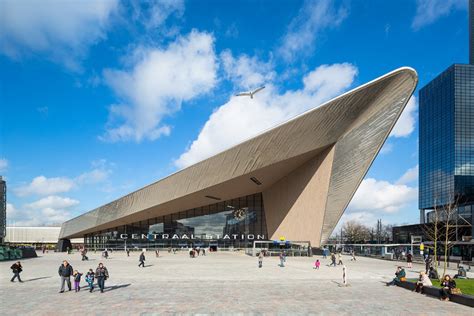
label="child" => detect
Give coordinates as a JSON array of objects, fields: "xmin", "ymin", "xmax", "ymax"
[
  {"xmin": 314, "ymin": 259, "xmax": 320, "ymax": 270},
  {"xmin": 73, "ymin": 270, "xmax": 83, "ymax": 292},
  {"xmin": 85, "ymin": 269, "xmax": 95, "ymax": 293}
]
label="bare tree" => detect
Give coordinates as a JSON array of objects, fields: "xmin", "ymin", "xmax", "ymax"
[
  {"xmin": 421, "ymin": 198, "xmax": 441, "ymax": 276},
  {"xmin": 342, "ymin": 220, "xmax": 370, "ymax": 243},
  {"xmin": 422, "ymin": 195, "xmax": 460, "ymax": 278},
  {"xmin": 439, "ymin": 195, "xmax": 459, "ymax": 277}
]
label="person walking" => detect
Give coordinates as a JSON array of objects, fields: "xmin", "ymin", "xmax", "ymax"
[
  {"xmin": 95, "ymin": 263, "xmax": 109, "ymax": 293},
  {"xmin": 138, "ymin": 252, "xmax": 146, "ymax": 267},
  {"xmin": 337, "ymin": 252, "xmax": 343, "ymax": 265},
  {"xmin": 58, "ymin": 260, "xmax": 73, "ymax": 293},
  {"xmin": 351, "ymin": 250, "xmax": 357, "ymax": 261},
  {"xmin": 279, "ymin": 252, "xmax": 285, "ymax": 267},
  {"xmin": 258, "ymin": 252, "xmax": 263, "ymax": 268},
  {"xmin": 73, "ymin": 270, "xmax": 83, "ymax": 292},
  {"xmin": 330, "ymin": 253, "xmax": 337, "ymax": 267},
  {"xmin": 202, "ymin": 248, "xmax": 206, "ymax": 256},
  {"xmin": 85, "ymin": 269, "xmax": 95, "ymax": 293},
  {"xmin": 126, "ymin": 248, "xmax": 130, "ymax": 257},
  {"xmin": 10, "ymin": 261, "xmax": 23, "ymax": 282},
  {"xmin": 314, "ymin": 259, "xmax": 320, "ymax": 270},
  {"xmin": 406, "ymin": 252, "xmax": 413, "ymax": 268},
  {"xmin": 425, "ymin": 255, "xmax": 432, "ymax": 274}
]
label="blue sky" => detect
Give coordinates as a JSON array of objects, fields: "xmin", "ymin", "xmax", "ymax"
[{"xmin": 0, "ymin": 0, "xmax": 470, "ymax": 229}]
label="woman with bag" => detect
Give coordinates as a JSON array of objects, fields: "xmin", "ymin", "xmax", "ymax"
[{"xmin": 439, "ymin": 275, "xmax": 457, "ymax": 301}]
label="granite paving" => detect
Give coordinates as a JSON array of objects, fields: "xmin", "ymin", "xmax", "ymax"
[{"xmin": 0, "ymin": 250, "xmax": 472, "ymax": 315}]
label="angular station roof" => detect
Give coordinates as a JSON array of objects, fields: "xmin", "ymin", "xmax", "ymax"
[{"xmin": 60, "ymin": 67, "xmax": 417, "ymax": 245}]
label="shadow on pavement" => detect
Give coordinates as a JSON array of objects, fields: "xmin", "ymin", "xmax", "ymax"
[
  {"xmin": 104, "ymin": 283, "xmax": 131, "ymax": 292},
  {"xmin": 23, "ymin": 276, "xmax": 52, "ymax": 282}
]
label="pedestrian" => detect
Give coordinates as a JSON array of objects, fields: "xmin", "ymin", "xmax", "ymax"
[
  {"xmin": 58, "ymin": 260, "xmax": 73, "ymax": 293},
  {"xmin": 351, "ymin": 251, "xmax": 356, "ymax": 261},
  {"xmin": 425, "ymin": 255, "xmax": 432, "ymax": 273},
  {"xmin": 95, "ymin": 263, "xmax": 109, "ymax": 293},
  {"xmin": 337, "ymin": 252, "xmax": 343, "ymax": 265},
  {"xmin": 279, "ymin": 252, "xmax": 285, "ymax": 267},
  {"xmin": 202, "ymin": 248, "xmax": 206, "ymax": 256},
  {"xmin": 103, "ymin": 249, "xmax": 109, "ymax": 259},
  {"xmin": 10, "ymin": 261, "xmax": 23, "ymax": 283},
  {"xmin": 258, "ymin": 252, "xmax": 263, "ymax": 268},
  {"xmin": 155, "ymin": 249, "xmax": 159, "ymax": 258},
  {"xmin": 330, "ymin": 253, "xmax": 337, "ymax": 267},
  {"xmin": 85, "ymin": 269, "xmax": 95, "ymax": 293},
  {"xmin": 138, "ymin": 252, "xmax": 146, "ymax": 267},
  {"xmin": 406, "ymin": 252, "xmax": 413, "ymax": 268},
  {"xmin": 126, "ymin": 248, "xmax": 130, "ymax": 257},
  {"xmin": 314, "ymin": 259, "xmax": 320, "ymax": 269},
  {"xmin": 322, "ymin": 247, "xmax": 327, "ymax": 259},
  {"xmin": 73, "ymin": 270, "xmax": 83, "ymax": 292}
]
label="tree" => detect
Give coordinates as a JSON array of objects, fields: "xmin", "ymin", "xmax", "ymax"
[
  {"xmin": 342, "ymin": 220, "xmax": 370, "ymax": 243},
  {"xmin": 422, "ymin": 194, "xmax": 460, "ymax": 278}
]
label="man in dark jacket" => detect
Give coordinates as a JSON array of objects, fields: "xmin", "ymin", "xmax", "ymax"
[
  {"xmin": 138, "ymin": 252, "xmax": 145, "ymax": 267},
  {"xmin": 10, "ymin": 261, "xmax": 23, "ymax": 282},
  {"xmin": 95, "ymin": 263, "xmax": 109, "ymax": 293},
  {"xmin": 58, "ymin": 260, "xmax": 73, "ymax": 293}
]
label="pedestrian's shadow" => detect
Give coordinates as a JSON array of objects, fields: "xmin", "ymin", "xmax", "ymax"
[
  {"xmin": 23, "ymin": 276, "xmax": 52, "ymax": 282},
  {"xmin": 144, "ymin": 264, "xmax": 153, "ymax": 268},
  {"xmin": 104, "ymin": 283, "xmax": 131, "ymax": 292}
]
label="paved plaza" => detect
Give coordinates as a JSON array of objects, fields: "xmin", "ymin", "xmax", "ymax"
[{"xmin": 0, "ymin": 250, "xmax": 472, "ymax": 315}]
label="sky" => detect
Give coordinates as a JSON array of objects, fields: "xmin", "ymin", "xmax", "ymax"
[{"xmin": 0, "ymin": 0, "xmax": 470, "ymax": 231}]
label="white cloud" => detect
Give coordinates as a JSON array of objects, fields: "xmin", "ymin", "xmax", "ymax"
[
  {"xmin": 175, "ymin": 62, "xmax": 358, "ymax": 168},
  {"xmin": 7, "ymin": 197, "xmax": 77, "ymax": 227},
  {"xmin": 0, "ymin": 0, "xmax": 119, "ymax": 70},
  {"xmin": 220, "ymin": 50, "xmax": 275, "ymax": 89},
  {"xmin": 379, "ymin": 143, "xmax": 393, "ymax": 154},
  {"xmin": 0, "ymin": 158, "xmax": 8, "ymax": 172},
  {"xmin": 349, "ymin": 178, "xmax": 418, "ymax": 213},
  {"xmin": 130, "ymin": 0, "xmax": 184, "ymax": 30},
  {"xmin": 26, "ymin": 195, "xmax": 79, "ymax": 210},
  {"xmin": 14, "ymin": 160, "xmax": 113, "ymax": 197},
  {"xmin": 102, "ymin": 30, "xmax": 218, "ymax": 142},
  {"xmin": 397, "ymin": 165, "xmax": 419, "ymax": 185},
  {"xmin": 390, "ymin": 96, "xmax": 417, "ymax": 138},
  {"xmin": 14, "ymin": 176, "xmax": 75, "ymax": 197},
  {"xmin": 412, "ymin": 0, "xmax": 466, "ymax": 30},
  {"xmin": 76, "ymin": 159, "xmax": 113, "ymax": 184},
  {"xmin": 279, "ymin": 0, "xmax": 348, "ymax": 62}
]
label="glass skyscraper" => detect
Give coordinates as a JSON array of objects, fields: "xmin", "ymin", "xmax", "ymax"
[
  {"xmin": 420, "ymin": 2, "xmax": 474, "ymax": 235},
  {"xmin": 419, "ymin": 64, "xmax": 474, "ymax": 218}
]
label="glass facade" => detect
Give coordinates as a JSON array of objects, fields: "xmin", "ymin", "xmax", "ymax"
[
  {"xmin": 84, "ymin": 193, "xmax": 268, "ymax": 250},
  {"xmin": 420, "ymin": 64, "xmax": 474, "ymax": 213}
]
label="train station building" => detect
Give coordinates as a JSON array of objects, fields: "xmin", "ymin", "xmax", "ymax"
[{"xmin": 58, "ymin": 68, "xmax": 417, "ymax": 251}]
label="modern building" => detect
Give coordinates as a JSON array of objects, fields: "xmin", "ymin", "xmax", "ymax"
[
  {"xmin": 58, "ymin": 67, "xmax": 417, "ymax": 251},
  {"xmin": 0, "ymin": 176, "xmax": 6, "ymax": 244},
  {"xmin": 5, "ymin": 227, "xmax": 82, "ymax": 248},
  {"xmin": 419, "ymin": 3, "xmax": 474, "ymax": 242}
]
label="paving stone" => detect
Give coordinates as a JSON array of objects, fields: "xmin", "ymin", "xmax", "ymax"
[{"xmin": 0, "ymin": 251, "xmax": 471, "ymax": 315}]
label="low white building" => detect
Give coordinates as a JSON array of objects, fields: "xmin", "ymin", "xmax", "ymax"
[{"xmin": 5, "ymin": 226, "xmax": 82, "ymax": 246}]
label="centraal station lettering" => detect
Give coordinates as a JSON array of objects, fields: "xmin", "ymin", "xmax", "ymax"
[{"xmin": 117, "ymin": 234, "xmax": 266, "ymax": 240}]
